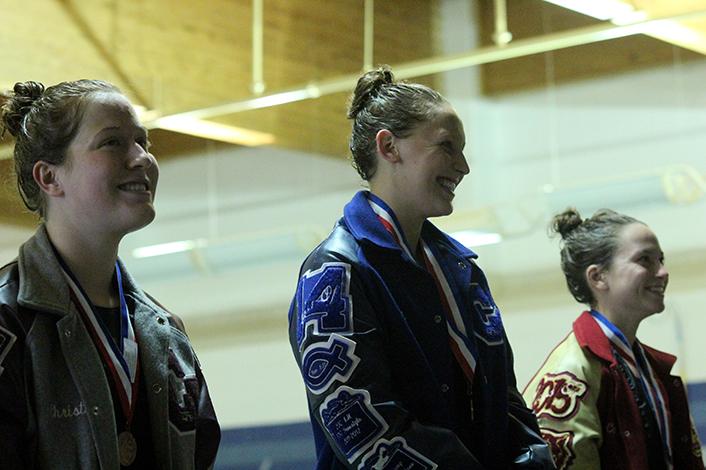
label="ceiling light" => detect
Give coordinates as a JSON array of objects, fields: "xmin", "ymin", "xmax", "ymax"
[
  {"xmin": 450, "ymin": 230, "xmax": 503, "ymax": 248},
  {"xmin": 132, "ymin": 239, "xmax": 204, "ymax": 259},
  {"xmin": 545, "ymin": 0, "xmax": 706, "ymax": 55},
  {"xmin": 152, "ymin": 116, "xmax": 275, "ymax": 146}
]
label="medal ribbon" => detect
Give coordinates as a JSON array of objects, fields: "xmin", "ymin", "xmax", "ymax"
[
  {"xmin": 590, "ymin": 310, "xmax": 672, "ymax": 468},
  {"xmin": 368, "ymin": 195, "xmax": 478, "ymax": 384},
  {"xmin": 60, "ymin": 262, "xmax": 139, "ymax": 421}
]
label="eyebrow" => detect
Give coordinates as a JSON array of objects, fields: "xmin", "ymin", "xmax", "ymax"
[{"xmin": 96, "ymin": 125, "xmax": 148, "ymax": 135}]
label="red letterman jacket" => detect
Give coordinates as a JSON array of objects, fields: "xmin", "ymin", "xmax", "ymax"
[{"xmin": 523, "ymin": 311, "xmax": 703, "ymax": 470}]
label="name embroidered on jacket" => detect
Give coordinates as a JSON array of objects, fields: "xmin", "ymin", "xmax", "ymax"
[{"xmin": 50, "ymin": 401, "xmax": 88, "ymax": 419}]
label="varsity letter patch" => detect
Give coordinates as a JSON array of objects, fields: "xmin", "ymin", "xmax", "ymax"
[
  {"xmin": 532, "ymin": 371, "xmax": 588, "ymax": 421},
  {"xmin": 302, "ymin": 334, "xmax": 360, "ymax": 394},
  {"xmin": 320, "ymin": 386, "xmax": 388, "ymax": 463},
  {"xmin": 359, "ymin": 437, "xmax": 437, "ymax": 470},
  {"xmin": 470, "ymin": 283, "xmax": 504, "ymax": 346},
  {"xmin": 0, "ymin": 325, "xmax": 17, "ymax": 377},
  {"xmin": 297, "ymin": 262, "xmax": 354, "ymax": 346},
  {"xmin": 540, "ymin": 428, "xmax": 575, "ymax": 470}
]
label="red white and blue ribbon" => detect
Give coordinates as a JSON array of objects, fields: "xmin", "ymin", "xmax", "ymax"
[
  {"xmin": 60, "ymin": 262, "xmax": 139, "ymax": 419},
  {"xmin": 590, "ymin": 310, "xmax": 672, "ymax": 469},
  {"xmin": 368, "ymin": 194, "xmax": 478, "ymax": 384}
]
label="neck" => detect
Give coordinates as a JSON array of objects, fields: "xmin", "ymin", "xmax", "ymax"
[
  {"xmin": 595, "ymin": 306, "xmax": 640, "ymax": 346},
  {"xmin": 45, "ymin": 221, "xmax": 121, "ymax": 308},
  {"xmin": 369, "ymin": 188, "xmax": 424, "ymax": 257}
]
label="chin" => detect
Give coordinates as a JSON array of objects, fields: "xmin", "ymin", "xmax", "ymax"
[{"xmin": 123, "ymin": 209, "xmax": 156, "ymax": 234}]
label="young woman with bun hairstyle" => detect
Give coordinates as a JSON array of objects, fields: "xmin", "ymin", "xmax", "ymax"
[
  {"xmin": 523, "ymin": 208, "xmax": 703, "ymax": 470},
  {"xmin": 288, "ymin": 66, "xmax": 553, "ymax": 469},
  {"xmin": 0, "ymin": 80, "xmax": 220, "ymax": 468}
]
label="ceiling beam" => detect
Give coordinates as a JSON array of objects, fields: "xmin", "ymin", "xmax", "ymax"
[{"xmin": 144, "ymin": 5, "xmax": 706, "ymax": 125}]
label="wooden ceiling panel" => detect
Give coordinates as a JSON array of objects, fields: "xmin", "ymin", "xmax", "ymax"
[{"xmin": 477, "ymin": 0, "xmax": 705, "ymax": 95}]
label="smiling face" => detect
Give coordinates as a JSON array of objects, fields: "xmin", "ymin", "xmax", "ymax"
[
  {"xmin": 386, "ymin": 105, "xmax": 469, "ymax": 224},
  {"xmin": 595, "ymin": 223, "xmax": 669, "ymax": 323},
  {"xmin": 50, "ymin": 92, "xmax": 158, "ymax": 238}
]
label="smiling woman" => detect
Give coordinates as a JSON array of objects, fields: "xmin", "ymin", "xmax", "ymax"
[
  {"xmin": 287, "ymin": 66, "xmax": 554, "ymax": 469},
  {"xmin": 0, "ymin": 80, "xmax": 220, "ymax": 469},
  {"xmin": 523, "ymin": 208, "xmax": 704, "ymax": 470}
]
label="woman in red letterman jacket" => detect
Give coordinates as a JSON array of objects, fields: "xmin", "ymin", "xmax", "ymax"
[
  {"xmin": 523, "ymin": 208, "xmax": 703, "ymax": 470},
  {"xmin": 288, "ymin": 66, "xmax": 554, "ymax": 469},
  {"xmin": 0, "ymin": 80, "xmax": 220, "ymax": 468}
]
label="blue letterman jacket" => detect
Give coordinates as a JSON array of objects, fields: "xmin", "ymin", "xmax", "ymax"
[{"xmin": 288, "ymin": 191, "xmax": 552, "ymax": 469}]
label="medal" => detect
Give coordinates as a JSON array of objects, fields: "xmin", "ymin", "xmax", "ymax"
[{"xmin": 118, "ymin": 431, "xmax": 137, "ymax": 466}]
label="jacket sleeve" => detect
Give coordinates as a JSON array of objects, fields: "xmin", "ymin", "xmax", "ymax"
[
  {"xmin": 289, "ymin": 251, "xmax": 486, "ymax": 469},
  {"xmin": 166, "ymin": 313, "xmax": 221, "ymax": 470},
  {"xmin": 522, "ymin": 334, "xmax": 603, "ymax": 470},
  {"xmin": 0, "ymin": 303, "xmax": 34, "ymax": 468},
  {"xmin": 504, "ymin": 339, "xmax": 556, "ymax": 469}
]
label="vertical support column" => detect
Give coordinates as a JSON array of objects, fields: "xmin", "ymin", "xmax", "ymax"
[
  {"xmin": 492, "ymin": 0, "xmax": 513, "ymax": 46},
  {"xmin": 252, "ymin": 0, "xmax": 266, "ymax": 94},
  {"xmin": 364, "ymin": 0, "xmax": 374, "ymax": 70}
]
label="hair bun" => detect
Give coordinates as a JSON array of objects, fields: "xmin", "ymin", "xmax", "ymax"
[
  {"xmin": 347, "ymin": 66, "xmax": 395, "ymax": 119},
  {"xmin": 1, "ymin": 81, "xmax": 45, "ymax": 137},
  {"xmin": 551, "ymin": 207, "xmax": 583, "ymax": 239}
]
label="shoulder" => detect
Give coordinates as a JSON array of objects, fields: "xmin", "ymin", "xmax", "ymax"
[
  {"xmin": 302, "ymin": 221, "xmax": 359, "ymax": 270},
  {"xmin": 0, "ymin": 261, "xmax": 20, "ymax": 304},
  {"xmin": 524, "ymin": 331, "xmax": 603, "ymax": 410}
]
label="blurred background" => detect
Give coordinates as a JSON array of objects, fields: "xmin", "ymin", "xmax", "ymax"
[{"xmin": 2, "ymin": 0, "xmax": 706, "ymax": 468}]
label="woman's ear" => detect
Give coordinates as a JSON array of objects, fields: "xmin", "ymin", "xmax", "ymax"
[
  {"xmin": 586, "ymin": 264, "xmax": 608, "ymax": 292},
  {"xmin": 375, "ymin": 129, "xmax": 400, "ymax": 164},
  {"xmin": 32, "ymin": 161, "xmax": 64, "ymax": 197}
]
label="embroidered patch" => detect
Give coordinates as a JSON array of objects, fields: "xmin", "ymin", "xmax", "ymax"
[
  {"xmin": 0, "ymin": 325, "xmax": 17, "ymax": 377},
  {"xmin": 531, "ymin": 371, "xmax": 588, "ymax": 421},
  {"xmin": 470, "ymin": 283, "xmax": 504, "ymax": 346},
  {"xmin": 302, "ymin": 334, "xmax": 360, "ymax": 394},
  {"xmin": 359, "ymin": 436, "xmax": 437, "ymax": 470},
  {"xmin": 320, "ymin": 386, "xmax": 388, "ymax": 463},
  {"xmin": 167, "ymin": 348, "xmax": 199, "ymax": 433},
  {"xmin": 540, "ymin": 428, "xmax": 575, "ymax": 470},
  {"xmin": 296, "ymin": 262, "xmax": 354, "ymax": 346}
]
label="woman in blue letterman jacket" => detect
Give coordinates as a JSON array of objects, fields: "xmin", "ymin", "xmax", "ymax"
[
  {"xmin": 0, "ymin": 80, "xmax": 220, "ymax": 468},
  {"xmin": 288, "ymin": 66, "xmax": 553, "ymax": 469}
]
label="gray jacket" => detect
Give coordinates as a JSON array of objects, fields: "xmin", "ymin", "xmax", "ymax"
[{"xmin": 0, "ymin": 226, "xmax": 220, "ymax": 469}]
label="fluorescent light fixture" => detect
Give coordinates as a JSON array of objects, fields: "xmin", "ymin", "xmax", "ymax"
[
  {"xmin": 132, "ymin": 239, "xmax": 204, "ymax": 259},
  {"xmin": 450, "ymin": 230, "xmax": 503, "ymax": 248},
  {"xmin": 545, "ymin": 0, "xmax": 706, "ymax": 55},
  {"xmin": 153, "ymin": 116, "xmax": 275, "ymax": 146},
  {"xmin": 243, "ymin": 88, "xmax": 314, "ymax": 110}
]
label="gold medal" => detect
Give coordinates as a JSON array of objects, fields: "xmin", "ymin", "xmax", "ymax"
[{"xmin": 118, "ymin": 431, "xmax": 137, "ymax": 466}]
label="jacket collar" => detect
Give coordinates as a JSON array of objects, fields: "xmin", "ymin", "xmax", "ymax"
[
  {"xmin": 16, "ymin": 224, "xmax": 143, "ymax": 317},
  {"xmin": 342, "ymin": 190, "xmax": 477, "ymax": 259},
  {"xmin": 573, "ymin": 310, "xmax": 676, "ymax": 373}
]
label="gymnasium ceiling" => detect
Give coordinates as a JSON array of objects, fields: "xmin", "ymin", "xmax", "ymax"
[{"xmin": 3, "ymin": 0, "xmax": 706, "ymax": 228}]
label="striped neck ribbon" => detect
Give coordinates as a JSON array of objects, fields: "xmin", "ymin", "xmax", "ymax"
[
  {"xmin": 368, "ymin": 193, "xmax": 478, "ymax": 384},
  {"xmin": 60, "ymin": 261, "xmax": 139, "ymax": 423},
  {"xmin": 590, "ymin": 309, "xmax": 672, "ymax": 469}
]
